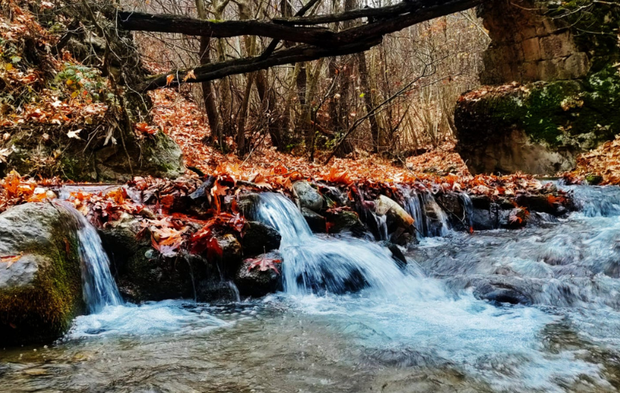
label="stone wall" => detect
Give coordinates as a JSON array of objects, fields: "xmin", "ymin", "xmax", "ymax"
[{"xmin": 479, "ymin": 0, "xmax": 590, "ymax": 84}]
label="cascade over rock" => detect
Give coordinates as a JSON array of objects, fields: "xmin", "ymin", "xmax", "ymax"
[{"xmin": 0, "ymin": 203, "xmax": 84, "ymax": 345}]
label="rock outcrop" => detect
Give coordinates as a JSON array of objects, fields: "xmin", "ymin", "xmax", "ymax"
[
  {"xmin": 0, "ymin": 203, "xmax": 84, "ymax": 346},
  {"xmin": 234, "ymin": 252, "xmax": 283, "ymax": 297},
  {"xmin": 456, "ymin": 0, "xmax": 620, "ymax": 175}
]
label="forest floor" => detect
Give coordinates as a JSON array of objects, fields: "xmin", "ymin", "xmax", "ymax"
[{"xmin": 149, "ymin": 88, "xmax": 471, "ymax": 184}]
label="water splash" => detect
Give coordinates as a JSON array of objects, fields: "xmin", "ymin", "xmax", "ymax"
[
  {"xmin": 67, "ymin": 300, "xmax": 230, "ymax": 339},
  {"xmin": 255, "ymin": 192, "xmax": 611, "ymax": 391},
  {"xmin": 255, "ymin": 193, "xmax": 409, "ymax": 295},
  {"xmin": 562, "ymin": 184, "xmax": 620, "ymax": 217},
  {"xmin": 460, "ymin": 192, "xmax": 474, "ymax": 229},
  {"xmin": 62, "ymin": 204, "xmax": 123, "ymax": 313},
  {"xmin": 401, "ymin": 187, "xmax": 450, "ymax": 237}
]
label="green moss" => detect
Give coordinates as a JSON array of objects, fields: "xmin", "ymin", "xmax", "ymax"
[
  {"xmin": 0, "ymin": 209, "xmax": 84, "ymax": 345},
  {"xmin": 522, "ymin": 81, "xmax": 582, "ymax": 146},
  {"xmin": 585, "ymin": 173, "xmax": 604, "ymax": 184},
  {"xmin": 482, "ymin": 69, "xmax": 620, "ymax": 148}
]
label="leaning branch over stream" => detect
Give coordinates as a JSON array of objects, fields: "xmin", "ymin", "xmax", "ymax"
[{"xmin": 111, "ymin": 0, "xmax": 482, "ymax": 90}]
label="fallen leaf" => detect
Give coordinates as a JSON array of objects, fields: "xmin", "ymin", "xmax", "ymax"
[{"xmin": 67, "ymin": 129, "xmax": 82, "ymax": 139}]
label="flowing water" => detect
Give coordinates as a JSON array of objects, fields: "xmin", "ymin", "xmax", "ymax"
[
  {"xmin": 2, "ymin": 187, "xmax": 620, "ymax": 392},
  {"xmin": 65, "ymin": 205, "xmax": 123, "ymax": 313}
]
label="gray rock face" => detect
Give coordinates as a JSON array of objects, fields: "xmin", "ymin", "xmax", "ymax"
[
  {"xmin": 479, "ymin": 0, "xmax": 590, "ymax": 85},
  {"xmin": 301, "ymin": 207, "xmax": 327, "ymax": 233},
  {"xmin": 0, "ymin": 203, "xmax": 84, "ymax": 346},
  {"xmin": 293, "ymin": 181, "xmax": 324, "ymax": 212},
  {"xmin": 241, "ymin": 221, "xmax": 281, "ymax": 256}
]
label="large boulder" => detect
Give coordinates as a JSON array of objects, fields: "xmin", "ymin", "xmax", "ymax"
[
  {"xmin": 457, "ymin": 0, "xmax": 620, "ymax": 176},
  {"xmin": 0, "ymin": 203, "xmax": 84, "ymax": 346},
  {"xmin": 454, "ymin": 79, "xmax": 620, "ymax": 175}
]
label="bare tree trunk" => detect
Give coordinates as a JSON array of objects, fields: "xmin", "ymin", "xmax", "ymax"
[
  {"xmin": 302, "ymin": 59, "xmax": 324, "ymax": 159},
  {"xmin": 195, "ymin": 0, "xmax": 222, "ymax": 148},
  {"xmin": 357, "ymin": 51, "xmax": 381, "ymax": 153},
  {"xmin": 235, "ymin": 0, "xmax": 255, "ymax": 155}
]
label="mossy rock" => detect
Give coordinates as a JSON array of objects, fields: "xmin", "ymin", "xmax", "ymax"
[
  {"xmin": 0, "ymin": 203, "xmax": 85, "ymax": 346},
  {"xmin": 455, "ymin": 69, "xmax": 620, "ymax": 175},
  {"xmin": 0, "ymin": 125, "xmax": 184, "ymax": 181}
]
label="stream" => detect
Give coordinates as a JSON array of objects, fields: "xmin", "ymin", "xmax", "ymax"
[{"xmin": 2, "ymin": 185, "xmax": 620, "ymax": 392}]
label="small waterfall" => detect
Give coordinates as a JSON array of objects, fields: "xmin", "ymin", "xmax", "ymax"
[
  {"xmin": 402, "ymin": 188, "xmax": 449, "ymax": 237},
  {"xmin": 370, "ymin": 211, "xmax": 389, "ymax": 241},
  {"xmin": 460, "ymin": 192, "xmax": 474, "ymax": 230},
  {"xmin": 62, "ymin": 205, "xmax": 123, "ymax": 313},
  {"xmin": 255, "ymin": 193, "xmax": 410, "ymax": 295}
]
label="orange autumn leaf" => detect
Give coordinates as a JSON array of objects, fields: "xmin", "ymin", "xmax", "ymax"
[
  {"xmin": 182, "ymin": 70, "xmax": 196, "ymax": 82},
  {"xmin": 323, "ymin": 167, "xmax": 352, "ymax": 185},
  {"xmin": 135, "ymin": 122, "xmax": 158, "ymax": 136},
  {"xmin": 1, "ymin": 253, "xmax": 23, "ymax": 268},
  {"xmin": 247, "ymin": 256, "xmax": 281, "ymax": 274},
  {"xmin": 160, "ymin": 194, "xmax": 175, "ymax": 211},
  {"xmin": 106, "ymin": 188, "xmax": 125, "ymax": 204},
  {"xmin": 166, "ymin": 74, "xmax": 175, "ymax": 86}
]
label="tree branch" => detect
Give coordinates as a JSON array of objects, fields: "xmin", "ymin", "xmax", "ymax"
[
  {"xmin": 122, "ymin": 0, "xmax": 482, "ymax": 90},
  {"xmin": 140, "ymin": 38, "xmax": 382, "ymax": 90},
  {"xmin": 260, "ymin": 0, "xmax": 323, "ymax": 59},
  {"xmin": 117, "ymin": 0, "xmax": 481, "ymax": 48},
  {"xmin": 117, "ymin": 11, "xmax": 336, "ymax": 47}
]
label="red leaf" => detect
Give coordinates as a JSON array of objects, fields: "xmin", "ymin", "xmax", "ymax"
[{"xmin": 247, "ymin": 256, "xmax": 281, "ymax": 274}]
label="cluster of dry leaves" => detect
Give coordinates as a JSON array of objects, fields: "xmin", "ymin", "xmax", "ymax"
[
  {"xmin": 561, "ymin": 134, "xmax": 620, "ymax": 185},
  {"xmin": 0, "ymin": 2, "xmax": 109, "ymax": 129},
  {"xmin": 149, "ymin": 88, "xmax": 557, "ymax": 201}
]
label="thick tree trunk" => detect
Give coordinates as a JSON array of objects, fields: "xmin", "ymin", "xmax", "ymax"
[{"xmin": 199, "ymin": 38, "xmax": 223, "ymax": 147}]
